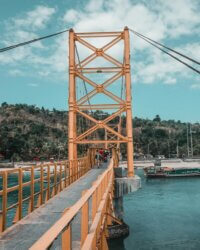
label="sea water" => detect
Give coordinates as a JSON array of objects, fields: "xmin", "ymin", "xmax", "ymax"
[{"xmin": 109, "ymin": 169, "xmax": 200, "ymax": 250}]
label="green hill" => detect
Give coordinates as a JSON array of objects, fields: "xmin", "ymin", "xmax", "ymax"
[{"xmin": 0, "ymin": 103, "xmax": 200, "ymax": 161}]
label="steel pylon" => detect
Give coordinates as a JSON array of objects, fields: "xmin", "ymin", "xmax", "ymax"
[{"xmin": 68, "ymin": 27, "xmax": 134, "ymax": 177}]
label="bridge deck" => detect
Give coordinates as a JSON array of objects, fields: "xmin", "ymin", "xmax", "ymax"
[{"xmin": 0, "ymin": 163, "xmax": 109, "ymax": 250}]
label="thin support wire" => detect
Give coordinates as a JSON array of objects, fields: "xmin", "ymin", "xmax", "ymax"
[{"xmin": 129, "ymin": 29, "xmax": 200, "ymax": 75}]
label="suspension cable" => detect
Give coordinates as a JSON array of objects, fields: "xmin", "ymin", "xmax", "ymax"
[
  {"xmin": 75, "ymin": 44, "xmax": 93, "ymax": 115},
  {"xmin": 118, "ymin": 58, "xmax": 125, "ymax": 128},
  {"xmin": 129, "ymin": 29, "xmax": 200, "ymax": 75},
  {"xmin": 0, "ymin": 29, "xmax": 69, "ymax": 53},
  {"xmin": 75, "ymin": 43, "xmax": 96, "ymax": 142},
  {"xmin": 129, "ymin": 29, "xmax": 200, "ymax": 65}
]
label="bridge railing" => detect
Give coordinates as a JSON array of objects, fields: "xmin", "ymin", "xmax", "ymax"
[
  {"xmin": 0, "ymin": 155, "xmax": 94, "ymax": 233},
  {"xmin": 30, "ymin": 158, "xmax": 114, "ymax": 250}
]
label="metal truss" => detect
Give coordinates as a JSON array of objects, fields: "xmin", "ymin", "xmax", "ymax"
[{"xmin": 68, "ymin": 27, "xmax": 134, "ymax": 176}]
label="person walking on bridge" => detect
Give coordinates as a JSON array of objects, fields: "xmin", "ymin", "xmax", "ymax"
[{"xmin": 95, "ymin": 150, "xmax": 101, "ymax": 168}]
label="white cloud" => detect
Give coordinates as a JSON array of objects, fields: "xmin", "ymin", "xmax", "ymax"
[
  {"xmin": 156, "ymin": 0, "xmax": 200, "ymax": 37},
  {"xmin": 86, "ymin": 0, "xmax": 104, "ymax": 12},
  {"xmin": 8, "ymin": 69, "xmax": 24, "ymax": 76},
  {"xmin": 0, "ymin": 0, "xmax": 199, "ymax": 86},
  {"xmin": 63, "ymin": 0, "xmax": 199, "ymax": 39},
  {"xmin": 59, "ymin": 0, "xmax": 200, "ymax": 85},
  {"xmin": 63, "ymin": 9, "xmax": 79, "ymax": 23},
  {"xmin": 3, "ymin": 30, "xmax": 44, "ymax": 49},
  {"xmin": 191, "ymin": 83, "xmax": 200, "ymax": 89},
  {"xmin": 38, "ymin": 71, "xmax": 50, "ymax": 77},
  {"xmin": 48, "ymin": 34, "xmax": 68, "ymax": 73},
  {"xmin": 178, "ymin": 43, "xmax": 200, "ymax": 62},
  {"xmin": 0, "ymin": 47, "xmax": 31, "ymax": 64},
  {"xmin": 133, "ymin": 43, "xmax": 199, "ymax": 85},
  {"xmin": 0, "ymin": 5, "xmax": 55, "ymax": 65},
  {"xmin": 13, "ymin": 6, "xmax": 56, "ymax": 31},
  {"xmin": 164, "ymin": 77, "xmax": 177, "ymax": 85},
  {"xmin": 28, "ymin": 83, "xmax": 39, "ymax": 87}
]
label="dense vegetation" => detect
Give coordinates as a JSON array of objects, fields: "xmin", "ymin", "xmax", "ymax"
[
  {"xmin": 0, "ymin": 103, "xmax": 200, "ymax": 161},
  {"xmin": 133, "ymin": 115, "xmax": 200, "ymax": 158}
]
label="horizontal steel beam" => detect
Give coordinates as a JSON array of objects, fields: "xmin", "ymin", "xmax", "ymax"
[
  {"xmin": 76, "ymin": 32, "xmax": 122, "ymax": 38},
  {"xmin": 78, "ymin": 104, "xmax": 126, "ymax": 110},
  {"xmin": 76, "ymin": 140, "xmax": 128, "ymax": 144},
  {"xmin": 76, "ymin": 67, "xmax": 123, "ymax": 73}
]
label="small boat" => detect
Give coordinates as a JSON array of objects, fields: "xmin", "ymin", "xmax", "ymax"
[{"xmin": 144, "ymin": 166, "xmax": 200, "ymax": 178}]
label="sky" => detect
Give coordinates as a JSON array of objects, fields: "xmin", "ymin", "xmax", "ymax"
[{"xmin": 0, "ymin": 0, "xmax": 199, "ymax": 122}]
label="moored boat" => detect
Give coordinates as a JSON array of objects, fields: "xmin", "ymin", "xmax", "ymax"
[{"xmin": 144, "ymin": 166, "xmax": 200, "ymax": 178}]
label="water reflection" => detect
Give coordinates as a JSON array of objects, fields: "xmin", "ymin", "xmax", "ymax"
[{"xmin": 108, "ymin": 237, "xmax": 126, "ymax": 250}]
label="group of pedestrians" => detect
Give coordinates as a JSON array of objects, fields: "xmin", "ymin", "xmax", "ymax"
[{"xmin": 95, "ymin": 149, "xmax": 109, "ymax": 168}]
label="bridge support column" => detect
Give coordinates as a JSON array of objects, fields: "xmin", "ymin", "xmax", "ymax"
[
  {"xmin": 107, "ymin": 161, "xmax": 141, "ymax": 241},
  {"xmin": 113, "ymin": 162, "xmax": 141, "ymax": 219},
  {"xmin": 124, "ymin": 27, "xmax": 134, "ymax": 177},
  {"xmin": 68, "ymin": 28, "xmax": 77, "ymax": 161}
]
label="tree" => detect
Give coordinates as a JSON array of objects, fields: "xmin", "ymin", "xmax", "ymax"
[
  {"xmin": 1, "ymin": 102, "xmax": 8, "ymax": 108},
  {"xmin": 154, "ymin": 129, "xmax": 168, "ymax": 139},
  {"xmin": 153, "ymin": 115, "xmax": 161, "ymax": 122}
]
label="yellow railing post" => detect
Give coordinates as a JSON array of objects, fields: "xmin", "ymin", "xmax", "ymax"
[
  {"xmin": 64, "ymin": 163, "xmax": 67, "ymax": 188},
  {"xmin": 53, "ymin": 163, "xmax": 57, "ymax": 196},
  {"xmin": 76, "ymin": 160, "xmax": 78, "ymax": 180},
  {"xmin": 81, "ymin": 159, "xmax": 84, "ymax": 176},
  {"xmin": 80, "ymin": 159, "xmax": 82, "ymax": 177},
  {"xmin": 67, "ymin": 162, "xmax": 70, "ymax": 186},
  {"xmin": 19, "ymin": 168, "xmax": 23, "ymax": 220},
  {"xmin": 13, "ymin": 168, "xmax": 23, "ymax": 223},
  {"xmin": 0, "ymin": 172, "xmax": 7, "ymax": 232},
  {"xmin": 70, "ymin": 160, "xmax": 74, "ymax": 183},
  {"xmin": 77, "ymin": 160, "xmax": 79, "ymax": 179},
  {"xmin": 81, "ymin": 190, "xmax": 89, "ymax": 246},
  {"xmin": 47, "ymin": 165, "xmax": 51, "ymax": 201},
  {"xmin": 28, "ymin": 166, "xmax": 35, "ymax": 213},
  {"xmin": 69, "ymin": 161, "xmax": 72, "ymax": 184},
  {"xmin": 92, "ymin": 182, "xmax": 97, "ymax": 221},
  {"xmin": 71, "ymin": 161, "xmax": 74, "ymax": 183},
  {"xmin": 83, "ymin": 158, "xmax": 85, "ymax": 175},
  {"xmin": 87, "ymin": 149, "xmax": 91, "ymax": 169},
  {"xmin": 40, "ymin": 165, "xmax": 44, "ymax": 205},
  {"xmin": 59, "ymin": 164, "xmax": 62, "ymax": 192},
  {"xmin": 62, "ymin": 224, "xmax": 72, "ymax": 250}
]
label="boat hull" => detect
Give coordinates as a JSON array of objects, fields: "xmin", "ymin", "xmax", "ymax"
[
  {"xmin": 145, "ymin": 173, "xmax": 200, "ymax": 178},
  {"xmin": 144, "ymin": 167, "xmax": 200, "ymax": 178}
]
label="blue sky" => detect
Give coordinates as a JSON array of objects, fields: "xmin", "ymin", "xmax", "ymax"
[{"xmin": 0, "ymin": 0, "xmax": 199, "ymax": 122}]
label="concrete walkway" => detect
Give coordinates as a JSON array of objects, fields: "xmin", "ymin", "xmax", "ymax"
[{"xmin": 0, "ymin": 163, "xmax": 109, "ymax": 250}]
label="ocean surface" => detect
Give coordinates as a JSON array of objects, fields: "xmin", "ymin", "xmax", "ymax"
[{"xmin": 109, "ymin": 169, "xmax": 200, "ymax": 250}]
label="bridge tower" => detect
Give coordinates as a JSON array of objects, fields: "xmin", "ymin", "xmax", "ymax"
[{"xmin": 68, "ymin": 27, "xmax": 134, "ymax": 177}]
